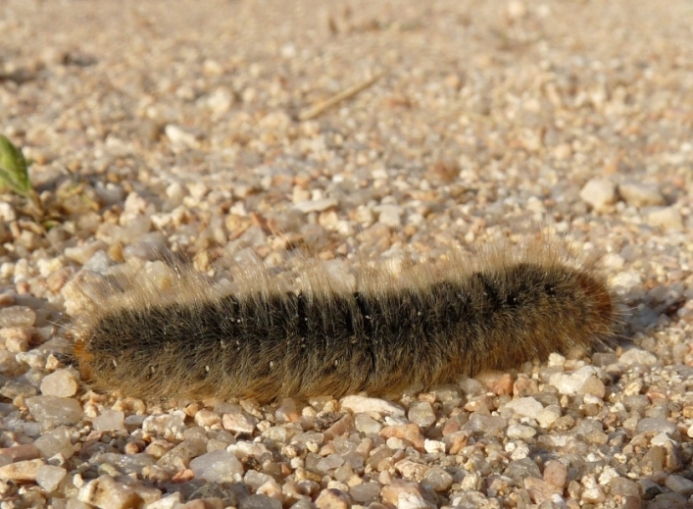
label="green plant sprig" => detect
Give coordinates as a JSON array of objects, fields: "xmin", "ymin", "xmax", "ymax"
[{"xmin": 0, "ymin": 134, "xmax": 43, "ymax": 213}]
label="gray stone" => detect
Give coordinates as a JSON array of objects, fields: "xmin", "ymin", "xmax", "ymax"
[
  {"xmin": 240, "ymin": 494, "xmax": 282, "ymax": 509},
  {"xmin": 664, "ymin": 475, "xmax": 693, "ymax": 496},
  {"xmin": 636, "ymin": 417, "xmax": 677, "ymax": 436}
]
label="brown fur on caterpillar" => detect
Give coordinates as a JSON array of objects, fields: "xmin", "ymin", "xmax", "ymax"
[{"xmin": 72, "ymin": 240, "xmax": 615, "ymax": 403}]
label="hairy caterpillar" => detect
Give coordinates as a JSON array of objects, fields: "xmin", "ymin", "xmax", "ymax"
[{"xmin": 71, "ymin": 240, "xmax": 615, "ymax": 403}]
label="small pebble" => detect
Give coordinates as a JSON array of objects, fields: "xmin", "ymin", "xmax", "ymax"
[
  {"xmin": 503, "ymin": 397, "xmax": 543, "ymax": 419},
  {"xmin": 194, "ymin": 409, "xmax": 221, "ymax": 428},
  {"xmin": 36, "ymin": 465, "xmax": 67, "ymax": 492},
  {"xmin": 315, "ymin": 488, "xmax": 353, "ymax": 509},
  {"xmin": 643, "ymin": 206, "xmax": 683, "ymax": 230},
  {"xmin": 26, "ymin": 396, "xmax": 84, "ymax": 427},
  {"xmin": 350, "ymin": 481, "xmax": 381, "ymax": 503},
  {"xmin": 189, "ymin": 450, "xmax": 243, "ymax": 483},
  {"xmin": 355, "ymin": 414, "xmax": 383, "ymax": 435},
  {"xmin": 423, "ymin": 439, "xmax": 445, "ymax": 454},
  {"xmin": 618, "ymin": 181, "xmax": 665, "ymax": 207},
  {"xmin": 422, "ymin": 467, "xmax": 453, "ymax": 492},
  {"xmin": 543, "ymin": 460, "xmax": 567, "ymax": 489},
  {"xmin": 620, "ymin": 348, "xmax": 657, "ymax": 366},
  {"xmin": 93, "ymin": 410, "xmax": 126, "ymax": 432},
  {"xmin": 34, "ymin": 426, "xmax": 76, "ymax": 459},
  {"xmin": 609, "ymin": 476, "xmax": 640, "ymax": 497},
  {"xmin": 0, "ymin": 306, "xmax": 36, "ymax": 327},
  {"xmin": 612, "ymin": 271, "xmax": 643, "ymax": 293},
  {"xmin": 293, "ymin": 198, "xmax": 339, "ymax": 214},
  {"xmin": 2, "ymin": 327, "xmax": 32, "ymax": 353},
  {"xmin": 0, "ymin": 459, "xmax": 45, "ymax": 482},
  {"xmin": 664, "ymin": 475, "xmax": 693, "ymax": 496},
  {"xmin": 524, "ymin": 477, "xmax": 561, "ymax": 504},
  {"xmin": 0, "ymin": 444, "xmax": 40, "ymax": 461},
  {"xmin": 165, "ymin": 124, "xmax": 199, "ymax": 149},
  {"xmin": 2, "ymin": 4, "xmax": 692, "ymax": 508},
  {"xmin": 79, "ymin": 475, "xmax": 147, "ymax": 509},
  {"xmin": 536, "ymin": 405, "xmax": 562, "ymax": 428},
  {"xmin": 376, "ymin": 205, "xmax": 403, "ymax": 227},
  {"xmin": 506, "ymin": 423, "xmax": 536, "ymax": 440},
  {"xmin": 380, "ymin": 424, "xmax": 425, "ymax": 451},
  {"xmin": 580, "ymin": 178, "xmax": 617, "ymax": 210},
  {"xmin": 381, "ymin": 479, "xmax": 432, "ymax": 509},
  {"xmin": 64, "ymin": 240, "xmax": 109, "ymax": 265},
  {"xmin": 636, "ymin": 417, "xmax": 677, "ymax": 436},
  {"xmin": 222, "ymin": 410, "xmax": 258, "ymax": 434},
  {"xmin": 407, "ymin": 402, "xmax": 436, "ymax": 428},
  {"xmin": 40, "ymin": 369, "xmax": 79, "ymax": 398},
  {"xmin": 549, "ymin": 366, "xmax": 605, "ymax": 397},
  {"xmin": 240, "ymin": 494, "xmax": 282, "ymax": 509},
  {"xmin": 340, "ymin": 396, "xmax": 405, "ymax": 417}
]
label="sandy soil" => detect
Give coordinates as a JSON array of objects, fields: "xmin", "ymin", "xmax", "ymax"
[{"xmin": 1, "ymin": 1, "xmax": 693, "ymax": 508}]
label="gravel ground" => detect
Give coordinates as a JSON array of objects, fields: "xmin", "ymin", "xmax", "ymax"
[{"xmin": 1, "ymin": 0, "xmax": 693, "ymax": 508}]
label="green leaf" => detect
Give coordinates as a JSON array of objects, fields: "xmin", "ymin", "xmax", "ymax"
[{"xmin": 0, "ymin": 134, "xmax": 33, "ymax": 198}]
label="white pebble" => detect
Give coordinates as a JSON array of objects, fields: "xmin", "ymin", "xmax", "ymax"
[
  {"xmin": 549, "ymin": 366, "xmax": 605, "ymax": 397},
  {"xmin": 142, "ymin": 412, "xmax": 186, "ymax": 440},
  {"xmin": 40, "ymin": 370, "xmax": 78, "ymax": 398},
  {"xmin": 536, "ymin": 405, "xmax": 562, "ymax": 428},
  {"xmin": 503, "ymin": 397, "xmax": 543, "ymax": 419},
  {"xmin": 293, "ymin": 198, "xmax": 338, "ymax": 213},
  {"xmin": 611, "ymin": 271, "xmax": 643, "ymax": 293},
  {"xmin": 423, "ymin": 439, "xmax": 446, "ymax": 454},
  {"xmin": 619, "ymin": 348, "xmax": 657, "ymax": 366},
  {"xmin": 355, "ymin": 413, "xmax": 383, "ymax": 434},
  {"xmin": 506, "ymin": 424, "xmax": 537, "ymax": 440},
  {"xmin": 189, "ymin": 450, "xmax": 243, "ymax": 483},
  {"xmin": 64, "ymin": 240, "xmax": 108, "ymax": 265},
  {"xmin": 651, "ymin": 432, "xmax": 675, "ymax": 447},
  {"xmin": 580, "ymin": 178, "xmax": 617, "ymax": 211},
  {"xmin": 0, "ymin": 202, "xmax": 17, "ymax": 222},
  {"xmin": 222, "ymin": 410, "xmax": 258, "ymax": 434},
  {"xmin": 164, "ymin": 124, "xmax": 199, "ymax": 149},
  {"xmin": 93, "ymin": 410, "xmax": 126, "ymax": 432},
  {"xmin": 341, "ymin": 396, "xmax": 405, "ymax": 417},
  {"xmin": 547, "ymin": 353, "xmax": 566, "ymax": 367}
]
